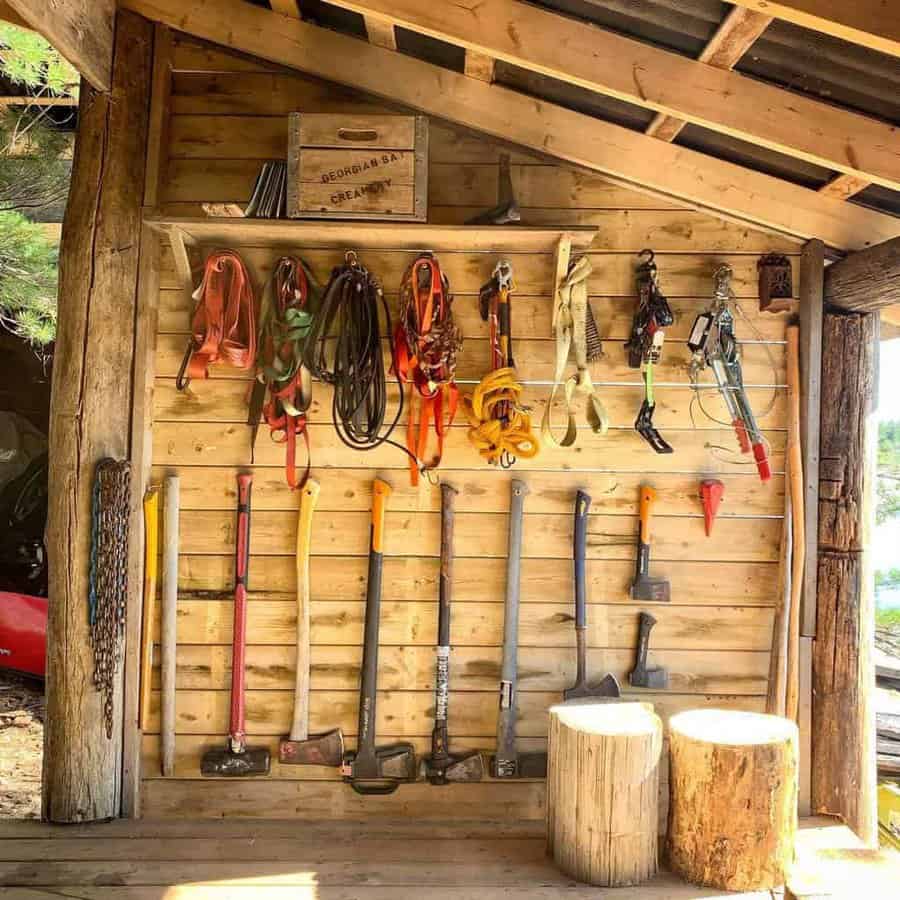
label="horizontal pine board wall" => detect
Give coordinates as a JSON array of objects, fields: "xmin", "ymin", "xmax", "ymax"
[{"xmin": 139, "ymin": 33, "xmax": 793, "ymax": 819}]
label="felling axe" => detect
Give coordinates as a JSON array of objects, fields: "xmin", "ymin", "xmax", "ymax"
[
  {"xmin": 699, "ymin": 479, "xmax": 725, "ymax": 537},
  {"xmin": 201, "ymin": 473, "xmax": 271, "ymax": 777},
  {"xmin": 279, "ymin": 479, "xmax": 344, "ymax": 767},
  {"xmin": 421, "ymin": 483, "xmax": 484, "ymax": 784},
  {"xmin": 630, "ymin": 484, "xmax": 670, "ymax": 603},
  {"xmin": 342, "ymin": 479, "xmax": 417, "ymax": 793},
  {"xmin": 628, "ymin": 612, "xmax": 668, "ymax": 689},
  {"xmin": 564, "ymin": 490, "xmax": 620, "ymax": 702}
]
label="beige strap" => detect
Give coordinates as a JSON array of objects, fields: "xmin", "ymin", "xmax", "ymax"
[{"xmin": 542, "ymin": 257, "xmax": 608, "ymax": 447}]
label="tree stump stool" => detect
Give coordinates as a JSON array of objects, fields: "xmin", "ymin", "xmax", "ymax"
[
  {"xmin": 547, "ymin": 701, "xmax": 662, "ymax": 886},
  {"xmin": 667, "ymin": 709, "xmax": 798, "ymax": 891}
]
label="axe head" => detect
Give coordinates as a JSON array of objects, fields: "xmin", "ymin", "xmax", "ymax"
[
  {"xmin": 630, "ymin": 576, "xmax": 670, "ymax": 603},
  {"xmin": 279, "ymin": 729, "xmax": 344, "ymax": 767},
  {"xmin": 423, "ymin": 750, "xmax": 485, "ymax": 785},
  {"xmin": 201, "ymin": 742, "xmax": 270, "ymax": 777},
  {"xmin": 629, "ymin": 666, "xmax": 669, "ymax": 690},
  {"xmin": 564, "ymin": 673, "xmax": 621, "ymax": 702}
]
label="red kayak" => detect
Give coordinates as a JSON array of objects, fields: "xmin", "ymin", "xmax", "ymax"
[{"xmin": 0, "ymin": 591, "xmax": 47, "ymax": 678}]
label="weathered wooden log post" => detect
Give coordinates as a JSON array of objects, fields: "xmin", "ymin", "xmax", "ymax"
[
  {"xmin": 42, "ymin": 10, "xmax": 153, "ymax": 823},
  {"xmin": 812, "ymin": 309, "xmax": 879, "ymax": 845}
]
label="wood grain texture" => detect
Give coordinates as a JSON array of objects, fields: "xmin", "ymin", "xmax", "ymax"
[
  {"xmin": 7, "ymin": 0, "xmax": 114, "ymax": 91},
  {"xmin": 121, "ymin": 0, "xmax": 899, "ymax": 249},
  {"xmin": 324, "ymin": 0, "xmax": 899, "ymax": 190},
  {"xmin": 813, "ymin": 311, "xmax": 878, "ymax": 844},
  {"xmin": 42, "ymin": 10, "xmax": 152, "ymax": 824},
  {"xmin": 130, "ymin": 24, "xmax": 793, "ymax": 821},
  {"xmin": 823, "ymin": 237, "xmax": 900, "ymax": 312}
]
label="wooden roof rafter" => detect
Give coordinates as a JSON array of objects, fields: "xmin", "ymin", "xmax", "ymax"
[
  {"xmin": 729, "ymin": 0, "xmax": 900, "ymax": 59},
  {"xmin": 322, "ymin": 0, "xmax": 900, "ymax": 195},
  {"xmin": 122, "ymin": 0, "xmax": 899, "ymax": 251}
]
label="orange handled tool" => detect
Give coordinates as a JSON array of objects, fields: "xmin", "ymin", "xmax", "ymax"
[{"xmin": 631, "ymin": 485, "xmax": 670, "ymax": 603}]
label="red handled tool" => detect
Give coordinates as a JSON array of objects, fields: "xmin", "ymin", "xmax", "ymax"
[{"xmin": 201, "ymin": 473, "xmax": 270, "ymax": 777}]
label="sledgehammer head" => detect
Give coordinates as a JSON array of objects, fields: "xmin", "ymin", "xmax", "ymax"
[{"xmin": 201, "ymin": 739, "xmax": 270, "ymax": 777}]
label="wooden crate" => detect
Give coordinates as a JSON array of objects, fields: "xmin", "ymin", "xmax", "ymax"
[{"xmin": 288, "ymin": 113, "xmax": 428, "ymax": 221}]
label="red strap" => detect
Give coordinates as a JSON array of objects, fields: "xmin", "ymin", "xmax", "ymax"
[
  {"xmin": 185, "ymin": 251, "xmax": 257, "ymax": 381},
  {"xmin": 394, "ymin": 256, "xmax": 459, "ymax": 485}
]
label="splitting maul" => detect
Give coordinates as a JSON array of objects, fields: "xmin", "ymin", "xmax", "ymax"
[
  {"xmin": 421, "ymin": 483, "xmax": 485, "ymax": 784},
  {"xmin": 492, "ymin": 479, "xmax": 547, "ymax": 779},
  {"xmin": 564, "ymin": 490, "xmax": 620, "ymax": 702},
  {"xmin": 688, "ymin": 264, "xmax": 771, "ymax": 482},
  {"xmin": 342, "ymin": 479, "xmax": 417, "ymax": 794}
]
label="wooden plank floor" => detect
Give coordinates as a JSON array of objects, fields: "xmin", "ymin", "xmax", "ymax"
[
  {"xmin": 1, "ymin": 817, "xmax": 884, "ymax": 899},
  {"xmin": 0, "ymin": 817, "xmax": 771, "ymax": 899}
]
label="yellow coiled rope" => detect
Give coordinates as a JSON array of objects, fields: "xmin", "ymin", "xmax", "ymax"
[{"xmin": 462, "ymin": 367, "xmax": 540, "ymax": 466}]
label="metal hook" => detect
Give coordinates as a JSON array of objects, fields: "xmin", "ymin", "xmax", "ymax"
[{"xmin": 492, "ymin": 259, "xmax": 514, "ymax": 291}]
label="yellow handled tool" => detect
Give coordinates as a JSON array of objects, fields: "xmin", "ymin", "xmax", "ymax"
[{"xmin": 139, "ymin": 487, "xmax": 160, "ymax": 730}]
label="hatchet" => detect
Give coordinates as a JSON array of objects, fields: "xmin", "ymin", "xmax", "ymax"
[{"xmin": 630, "ymin": 485, "xmax": 670, "ymax": 603}]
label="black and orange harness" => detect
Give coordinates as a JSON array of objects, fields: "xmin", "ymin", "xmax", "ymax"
[{"xmin": 393, "ymin": 254, "xmax": 462, "ymax": 486}]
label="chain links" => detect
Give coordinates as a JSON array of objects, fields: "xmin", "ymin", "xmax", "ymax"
[{"xmin": 88, "ymin": 458, "xmax": 131, "ymax": 739}]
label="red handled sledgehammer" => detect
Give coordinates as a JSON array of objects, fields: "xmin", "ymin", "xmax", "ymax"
[{"xmin": 201, "ymin": 473, "xmax": 270, "ymax": 777}]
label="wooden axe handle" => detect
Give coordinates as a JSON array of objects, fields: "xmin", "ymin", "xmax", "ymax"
[{"xmin": 290, "ymin": 478, "xmax": 320, "ymax": 743}]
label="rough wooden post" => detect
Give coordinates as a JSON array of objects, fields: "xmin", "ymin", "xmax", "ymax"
[
  {"xmin": 813, "ymin": 310, "xmax": 879, "ymax": 845},
  {"xmin": 42, "ymin": 9, "xmax": 153, "ymax": 823}
]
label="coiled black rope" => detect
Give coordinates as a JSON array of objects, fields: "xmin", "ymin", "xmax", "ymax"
[{"xmin": 304, "ymin": 252, "xmax": 416, "ymax": 462}]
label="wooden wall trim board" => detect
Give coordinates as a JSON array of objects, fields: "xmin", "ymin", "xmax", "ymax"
[
  {"xmin": 121, "ymin": 0, "xmax": 899, "ymax": 251},
  {"xmin": 326, "ymin": 0, "xmax": 899, "ymax": 192},
  {"xmin": 799, "ymin": 241, "xmax": 824, "ymax": 637},
  {"xmin": 124, "ymin": 26, "xmax": 797, "ymax": 822}
]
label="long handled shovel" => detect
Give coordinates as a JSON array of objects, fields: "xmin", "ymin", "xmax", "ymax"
[
  {"xmin": 201, "ymin": 473, "xmax": 271, "ymax": 777},
  {"xmin": 343, "ymin": 478, "xmax": 416, "ymax": 793},
  {"xmin": 280, "ymin": 478, "xmax": 344, "ymax": 766}
]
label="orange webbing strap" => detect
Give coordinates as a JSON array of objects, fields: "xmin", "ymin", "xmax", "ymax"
[
  {"xmin": 394, "ymin": 255, "xmax": 461, "ymax": 485},
  {"xmin": 177, "ymin": 250, "xmax": 257, "ymax": 388}
]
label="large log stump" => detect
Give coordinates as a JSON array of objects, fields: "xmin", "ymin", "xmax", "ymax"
[
  {"xmin": 546, "ymin": 701, "xmax": 662, "ymax": 886},
  {"xmin": 667, "ymin": 709, "xmax": 798, "ymax": 891}
]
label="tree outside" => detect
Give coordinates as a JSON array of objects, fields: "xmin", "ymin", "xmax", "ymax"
[{"xmin": 0, "ymin": 23, "xmax": 77, "ymax": 348}]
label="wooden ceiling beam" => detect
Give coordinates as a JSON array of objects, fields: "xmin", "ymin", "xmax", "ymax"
[
  {"xmin": 819, "ymin": 173, "xmax": 873, "ymax": 201},
  {"xmin": 322, "ymin": 0, "xmax": 900, "ymax": 192},
  {"xmin": 646, "ymin": 6, "xmax": 773, "ymax": 143},
  {"xmin": 120, "ymin": 0, "xmax": 899, "ymax": 251},
  {"xmin": 5, "ymin": 0, "xmax": 114, "ymax": 92},
  {"xmin": 729, "ymin": 0, "xmax": 900, "ymax": 58},
  {"xmin": 823, "ymin": 236, "xmax": 900, "ymax": 311}
]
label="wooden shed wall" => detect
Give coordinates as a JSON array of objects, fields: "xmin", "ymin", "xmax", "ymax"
[{"xmin": 140, "ymin": 32, "xmax": 796, "ymax": 819}]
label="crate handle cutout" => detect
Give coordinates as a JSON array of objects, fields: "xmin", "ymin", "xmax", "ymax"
[{"xmin": 337, "ymin": 128, "xmax": 379, "ymax": 142}]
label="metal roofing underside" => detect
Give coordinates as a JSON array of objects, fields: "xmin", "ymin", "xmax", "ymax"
[{"xmin": 290, "ymin": 0, "xmax": 900, "ymax": 219}]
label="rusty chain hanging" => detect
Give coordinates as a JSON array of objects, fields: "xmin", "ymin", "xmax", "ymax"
[{"xmin": 88, "ymin": 458, "xmax": 131, "ymax": 739}]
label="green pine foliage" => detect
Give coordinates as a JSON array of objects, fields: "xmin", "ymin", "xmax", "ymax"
[
  {"xmin": 0, "ymin": 209, "xmax": 57, "ymax": 345},
  {"xmin": 0, "ymin": 24, "xmax": 77, "ymax": 346}
]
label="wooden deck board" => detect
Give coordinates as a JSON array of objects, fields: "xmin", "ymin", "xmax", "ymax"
[{"xmin": 0, "ymin": 816, "xmax": 884, "ymax": 898}]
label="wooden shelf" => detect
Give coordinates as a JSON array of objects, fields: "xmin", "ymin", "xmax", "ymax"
[{"xmin": 143, "ymin": 216, "xmax": 598, "ymax": 252}]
